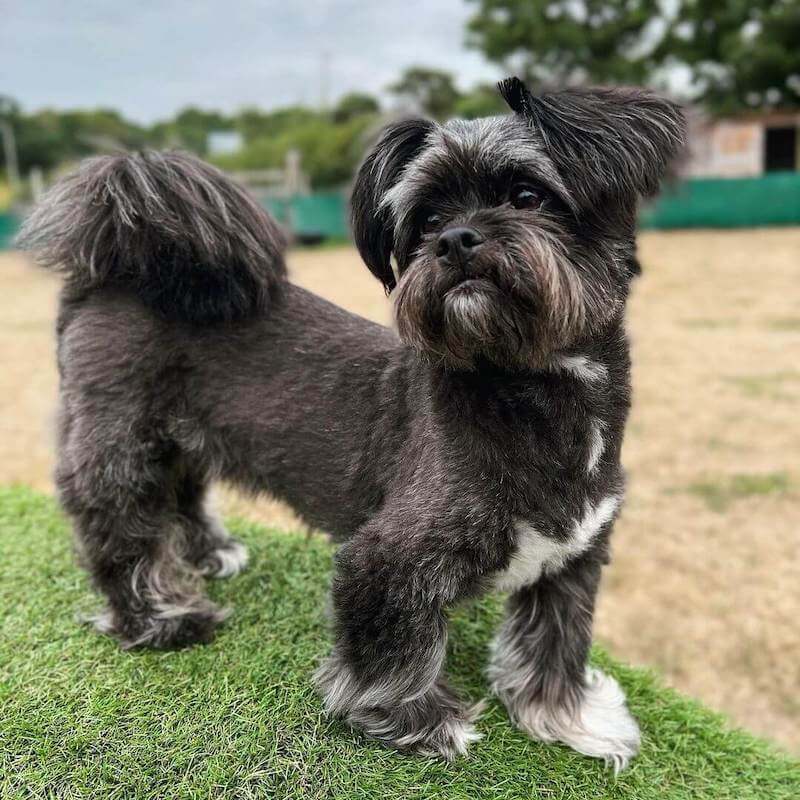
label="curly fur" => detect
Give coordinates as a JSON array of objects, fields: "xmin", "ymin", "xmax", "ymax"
[
  {"xmin": 17, "ymin": 150, "xmax": 287, "ymax": 323},
  {"xmin": 20, "ymin": 78, "xmax": 684, "ymax": 765}
]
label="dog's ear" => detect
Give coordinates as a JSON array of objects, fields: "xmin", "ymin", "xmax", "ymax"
[
  {"xmin": 351, "ymin": 118, "xmax": 435, "ymax": 292},
  {"xmin": 499, "ymin": 77, "xmax": 686, "ymax": 211}
]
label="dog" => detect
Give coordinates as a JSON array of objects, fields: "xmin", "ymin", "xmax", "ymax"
[{"xmin": 19, "ymin": 77, "xmax": 684, "ymax": 769}]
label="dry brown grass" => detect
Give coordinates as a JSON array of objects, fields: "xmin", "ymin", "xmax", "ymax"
[{"xmin": 2, "ymin": 229, "xmax": 798, "ymax": 752}]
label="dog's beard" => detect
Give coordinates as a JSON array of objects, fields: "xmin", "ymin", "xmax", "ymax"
[{"xmin": 394, "ymin": 223, "xmax": 595, "ymax": 371}]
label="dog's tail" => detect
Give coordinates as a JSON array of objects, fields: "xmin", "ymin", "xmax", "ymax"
[{"xmin": 17, "ymin": 150, "xmax": 287, "ymax": 323}]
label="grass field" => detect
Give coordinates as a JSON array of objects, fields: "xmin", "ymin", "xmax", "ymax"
[
  {"xmin": 2, "ymin": 486, "xmax": 798, "ymax": 800},
  {"xmin": 1, "ymin": 228, "xmax": 799, "ymax": 756}
]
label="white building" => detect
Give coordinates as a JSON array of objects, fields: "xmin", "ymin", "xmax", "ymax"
[{"xmin": 686, "ymin": 111, "xmax": 800, "ymax": 178}]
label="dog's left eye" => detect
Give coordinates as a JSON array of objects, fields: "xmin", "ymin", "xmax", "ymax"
[
  {"xmin": 422, "ymin": 213, "xmax": 442, "ymax": 233},
  {"xmin": 509, "ymin": 184, "xmax": 544, "ymax": 210}
]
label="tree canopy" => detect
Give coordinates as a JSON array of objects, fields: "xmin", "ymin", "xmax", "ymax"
[
  {"xmin": 0, "ymin": 97, "xmax": 382, "ymax": 188},
  {"xmin": 389, "ymin": 67, "xmax": 463, "ymax": 120},
  {"xmin": 466, "ymin": 0, "xmax": 800, "ymax": 113},
  {"xmin": 656, "ymin": 0, "xmax": 800, "ymax": 113},
  {"xmin": 5, "ymin": 2, "xmax": 800, "ymax": 192},
  {"xmin": 332, "ymin": 93, "xmax": 381, "ymax": 123},
  {"xmin": 467, "ymin": 0, "xmax": 660, "ymax": 86}
]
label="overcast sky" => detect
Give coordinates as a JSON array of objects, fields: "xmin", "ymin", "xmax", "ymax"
[{"xmin": 3, "ymin": 1, "xmax": 502, "ymax": 123}]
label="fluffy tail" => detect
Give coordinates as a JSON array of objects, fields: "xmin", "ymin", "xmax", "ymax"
[{"xmin": 17, "ymin": 150, "xmax": 287, "ymax": 323}]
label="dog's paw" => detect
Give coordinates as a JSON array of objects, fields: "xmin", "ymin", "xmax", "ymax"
[
  {"xmin": 316, "ymin": 657, "xmax": 484, "ymax": 761},
  {"xmin": 402, "ymin": 701, "xmax": 485, "ymax": 760},
  {"xmin": 85, "ymin": 600, "xmax": 230, "ymax": 650},
  {"xmin": 197, "ymin": 540, "xmax": 249, "ymax": 579},
  {"xmin": 351, "ymin": 696, "xmax": 484, "ymax": 761},
  {"xmin": 508, "ymin": 667, "xmax": 640, "ymax": 773}
]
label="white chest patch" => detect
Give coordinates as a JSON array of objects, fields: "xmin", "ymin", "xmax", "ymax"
[
  {"xmin": 551, "ymin": 353, "xmax": 608, "ymax": 383},
  {"xmin": 585, "ymin": 418, "xmax": 606, "ymax": 475},
  {"xmin": 493, "ymin": 494, "xmax": 621, "ymax": 592}
]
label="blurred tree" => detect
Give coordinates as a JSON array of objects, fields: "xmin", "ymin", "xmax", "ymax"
[
  {"xmin": 0, "ymin": 96, "xmax": 19, "ymax": 118},
  {"xmin": 57, "ymin": 109, "xmax": 148, "ymax": 153},
  {"xmin": 468, "ymin": 0, "xmax": 800, "ymax": 113},
  {"xmin": 149, "ymin": 107, "xmax": 232, "ymax": 154},
  {"xmin": 0, "ymin": 100, "xmax": 148, "ymax": 172},
  {"xmin": 657, "ymin": 0, "xmax": 800, "ymax": 112},
  {"xmin": 234, "ymin": 106, "xmax": 321, "ymax": 143},
  {"xmin": 10, "ymin": 111, "xmax": 65, "ymax": 172},
  {"xmin": 389, "ymin": 67, "xmax": 462, "ymax": 119},
  {"xmin": 215, "ymin": 113, "xmax": 374, "ymax": 188},
  {"xmin": 454, "ymin": 83, "xmax": 508, "ymax": 118},
  {"xmin": 0, "ymin": 99, "xmax": 59, "ymax": 173},
  {"xmin": 332, "ymin": 92, "xmax": 380, "ymax": 123},
  {"xmin": 466, "ymin": 0, "xmax": 662, "ymax": 85}
]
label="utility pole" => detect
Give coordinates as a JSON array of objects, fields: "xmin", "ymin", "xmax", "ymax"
[{"xmin": 0, "ymin": 119, "xmax": 21, "ymax": 192}]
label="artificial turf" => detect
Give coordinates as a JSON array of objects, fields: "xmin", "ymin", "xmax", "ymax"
[{"xmin": 1, "ymin": 485, "xmax": 797, "ymax": 799}]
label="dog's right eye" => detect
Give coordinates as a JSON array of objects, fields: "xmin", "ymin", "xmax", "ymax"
[
  {"xmin": 422, "ymin": 213, "xmax": 442, "ymax": 233},
  {"xmin": 509, "ymin": 183, "xmax": 546, "ymax": 210}
]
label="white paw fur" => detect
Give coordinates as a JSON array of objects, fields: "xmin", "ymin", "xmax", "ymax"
[
  {"xmin": 414, "ymin": 710, "xmax": 485, "ymax": 760},
  {"xmin": 203, "ymin": 541, "xmax": 249, "ymax": 578},
  {"xmin": 513, "ymin": 668, "xmax": 641, "ymax": 773}
]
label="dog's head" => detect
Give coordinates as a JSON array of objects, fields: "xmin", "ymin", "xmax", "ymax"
[{"xmin": 351, "ymin": 78, "xmax": 685, "ymax": 370}]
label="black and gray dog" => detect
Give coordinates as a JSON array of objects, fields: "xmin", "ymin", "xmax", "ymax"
[{"xmin": 19, "ymin": 78, "xmax": 684, "ymax": 769}]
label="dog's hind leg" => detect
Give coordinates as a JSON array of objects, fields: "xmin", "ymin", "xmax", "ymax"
[
  {"xmin": 57, "ymin": 427, "xmax": 227, "ymax": 650},
  {"xmin": 488, "ymin": 555, "xmax": 640, "ymax": 772},
  {"xmin": 176, "ymin": 472, "xmax": 248, "ymax": 579}
]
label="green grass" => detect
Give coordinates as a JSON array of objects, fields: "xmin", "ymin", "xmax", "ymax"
[
  {"xmin": 1, "ymin": 486, "xmax": 798, "ymax": 799},
  {"xmin": 683, "ymin": 471, "xmax": 791, "ymax": 512},
  {"xmin": 764, "ymin": 317, "xmax": 800, "ymax": 331},
  {"xmin": 679, "ymin": 317, "xmax": 740, "ymax": 330},
  {"xmin": 722, "ymin": 371, "xmax": 800, "ymax": 400}
]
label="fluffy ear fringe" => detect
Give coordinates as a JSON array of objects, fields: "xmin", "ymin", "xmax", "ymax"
[
  {"xmin": 498, "ymin": 77, "xmax": 533, "ymax": 117},
  {"xmin": 350, "ymin": 118, "xmax": 435, "ymax": 292},
  {"xmin": 499, "ymin": 77, "xmax": 686, "ymax": 210}
]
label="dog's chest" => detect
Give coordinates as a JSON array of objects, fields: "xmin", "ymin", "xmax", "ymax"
[
  {"xmin": 490, "ymin": 412, "xmax": 621, "ymax": 592},
  {"xmin": 493, "ymin": 493, "xmax": 621, "ymax": 592}
]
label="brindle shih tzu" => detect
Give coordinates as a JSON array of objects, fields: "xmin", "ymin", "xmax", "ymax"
[{"xmin": 19, "ymin": 77, "xmax": 684, "ymax": 769}]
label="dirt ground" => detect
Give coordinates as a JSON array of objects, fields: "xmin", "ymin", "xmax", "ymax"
[{"xmin": 2, "ymin": 229, "xmax": 798, "ymax": 752}]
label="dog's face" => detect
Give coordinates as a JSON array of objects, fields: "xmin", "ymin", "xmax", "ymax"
[{"xmin": 351, "ymin": 78, "xmax": 685, "ymax": 370}]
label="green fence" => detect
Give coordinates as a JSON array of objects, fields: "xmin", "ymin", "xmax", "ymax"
[
  {"xmin": 262, "ymin": 192, "xmax": 349, "ymax": 240},
  {"xmin": 0, "ymin": 213, "xmax": 19, "ymax": 249},
  {"xmin": 272, "ymin": 174, "xmax": 800, "ymax": 237},
  {"xmin": 271, "ymin": 176, "xmax": 800, "ymax": 237},
  {"xmin": 641, "ymin": 171, "xmax": 800, "ymax": 229},
  {"xmin": 2, "ymin": 175, "xmax": 800, "ymax": 250}
]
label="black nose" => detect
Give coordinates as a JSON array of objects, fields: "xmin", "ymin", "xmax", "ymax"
[{"xmin": 436, "ymin": 226, "xmax": 485, "ymax": 262}]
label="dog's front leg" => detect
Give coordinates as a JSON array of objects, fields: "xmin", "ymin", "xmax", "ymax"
[
  {"xmin": 488, "ymin": 555, "xmax": 640, "ymax": 772},
  {"xmin": 314, "ymin": 531, "xmax": 482, "ymax": 760}
]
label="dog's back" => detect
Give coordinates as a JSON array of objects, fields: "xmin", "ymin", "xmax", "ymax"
[
  {"xmin": 21, "ymin": 152, "xmax": 407, "ymax": 535},
  {"xmin": 17, "ymin": 151, "xmax": 414, "ymax": 648},
  {"xmin": 18, "ymin": 149, "xmax": 294, "ymax": 531}
]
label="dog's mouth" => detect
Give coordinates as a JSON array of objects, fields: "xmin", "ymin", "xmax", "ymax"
[{"xmin": 443, "ymin": 278, "xmax": 493, "ymax": 299}]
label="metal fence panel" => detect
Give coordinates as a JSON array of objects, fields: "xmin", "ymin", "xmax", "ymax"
[
  {"xmin": 641, "ymin": 172, "xmax": 800, "ymax": 229},
  {"xmin": 3, "ymin": 175, "xmax": 800, "ymax": 251},
  {"xmin": 0, "ymin": 213, "xmax": 19, "ymax": 249}
]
